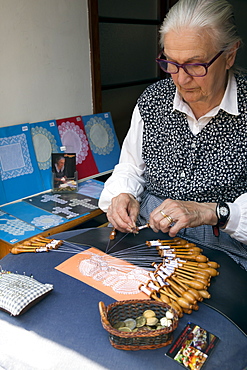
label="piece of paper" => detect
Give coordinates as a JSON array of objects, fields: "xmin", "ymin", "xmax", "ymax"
[{"xmin": 55, "ymin": 247, "xmax": 149, "ymax": 301}]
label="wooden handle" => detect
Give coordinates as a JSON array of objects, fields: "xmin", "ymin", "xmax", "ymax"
[
  {"xmin": 10, "ymin": 247, "xmax": 36, "ymax": 254},
  {"xmin": 98, "ymin": 301, "xmax": 111, "ymax": 327}
]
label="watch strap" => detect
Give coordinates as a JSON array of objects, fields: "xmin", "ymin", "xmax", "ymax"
[
  {"xmin": 216, "ymin": 201, "xmax": 230, "ymax": 228},
  {"xmin": 213, "ymin": 201, "xmax": 230, "ymax": 237}
]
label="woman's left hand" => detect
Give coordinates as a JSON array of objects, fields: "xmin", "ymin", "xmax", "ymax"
[{"xmin": 149, "ymin": 198, "xmax": 218, "ymax": 237}]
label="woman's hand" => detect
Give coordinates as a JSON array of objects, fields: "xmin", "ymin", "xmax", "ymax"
[
  {"xmin": 106, "ymin": 193, "xmax": 140, "ymax": 233},
  {"xmin": 149, "ymin": 198, "xmax": 217, "ymax": 237}
]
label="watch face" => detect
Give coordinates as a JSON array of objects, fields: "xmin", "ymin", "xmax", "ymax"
[{"xmin": 219, "ymin": 206, "xmax": 229, "ymax": 216}]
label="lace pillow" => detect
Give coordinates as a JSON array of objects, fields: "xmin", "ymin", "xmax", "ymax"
[{"xmin": 0, "ymin": 273, "xmax": 53, "ymax": 316}]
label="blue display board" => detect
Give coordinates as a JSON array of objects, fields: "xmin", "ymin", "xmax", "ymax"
[
  {"xmin": 30, "ymin": 120, "xmax": 64, "ymax": 190},
  {"xmin": 0, "ymin": 176, "xmax": 7, "ymax": 206},
  {"xmin": 82, "ymin": 112, "xmax": 120, "ymax": 174},
  {"xmin": 0, "ymin": 124, "xmax": 44, "ymax": 202},
  {"xmin": 1, "ymin": 201, "xmax": 67, "ymax": 231}
]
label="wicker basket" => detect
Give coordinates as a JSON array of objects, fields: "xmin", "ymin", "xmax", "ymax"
[{"xmin": 99, "ymin": 299, "xmax": 179, "ymax": 350}]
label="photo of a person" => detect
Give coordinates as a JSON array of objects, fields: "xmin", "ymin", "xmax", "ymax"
[
  {"xmin": 53, "ymin": 155, "xmax": 67, "ymax": 188},
  {"xmin": 52, "ymin": 153, "xmax": 77, "ymax": 191}
]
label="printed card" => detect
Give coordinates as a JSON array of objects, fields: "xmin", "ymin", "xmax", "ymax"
[{"xmin": 166, "ymin": 322, "xmax": 219, "ymax": 369}]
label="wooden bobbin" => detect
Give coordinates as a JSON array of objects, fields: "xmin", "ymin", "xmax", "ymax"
[
  {"xmin": 207, "ymin": 261, "xmax": 220, "ymax": 269},
  {"xmin": 109, "ymin": 228, "xmax": 116, "ymax": 240},
  {"xmin": 159, "ymin": 287, "xmax": 192, "ymax": 309},
  {"xmin": 174, "ymin": 275, "xmax": 207, "ymax": 291},
  {"xmin": 10, "ymin": 247, "xmax": 37, "ymax": 254},
  {"xmin": 170, "ymin": 247, "xmax": 202, "ymax": 253},
  {"xmin": 166, "ymin": 278, "xmax": 197, "ymax": 305},
  {"xmin": 174, "ymin": 271, "xmax": 210, "ymax": 287},
  {"xmin": 184, "ymin": 261, "xmax": 210, "ymax": 269},
  {"xmin": 171, "ymin": 276, "xmax": 203, "ymax": 302},
  {"xmin": 176, "ymin": 254, "xmax": 209, "ymax": 263},
  {"xmin": 198, "ymin": 290, "xmax": 211, "ymax": 299},
  {"xmin": 177, "ymin": 265, "xmax": 211, "ymax": 278},
  {"xmin": 159, "ymin": 238, "xmax": 190, "ymax": 245},
  {"xmin": 169, "ymin": 299, "xmax": 184, "ymax": 317}
]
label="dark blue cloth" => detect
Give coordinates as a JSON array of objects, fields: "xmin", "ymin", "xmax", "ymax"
[{"xmin": 0, "ymin": 228, "xmax": 246, "ymax": 370}]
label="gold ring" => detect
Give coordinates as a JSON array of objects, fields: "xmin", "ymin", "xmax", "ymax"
[{"xmin": 160, "ymin": 210, "xmax": 173, "ymax": 224}]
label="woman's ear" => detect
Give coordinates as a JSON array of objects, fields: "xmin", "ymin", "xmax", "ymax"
[{"xmin": 226, "ymin": 41, "xmax": 240, "ymax": 69}]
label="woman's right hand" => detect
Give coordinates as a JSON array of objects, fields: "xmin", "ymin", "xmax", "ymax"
[{"xmin": 106, "ymin": 193, "xmax": 140, "ymax": 233}]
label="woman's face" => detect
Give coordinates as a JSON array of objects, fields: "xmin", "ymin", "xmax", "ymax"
[
  {"xmin": 163, "ymin": 28, "xmax": 236, "ymax": 113},
  {"xmin": 57, "ymin": 158, "xmax": 65, "ymax": 169}
]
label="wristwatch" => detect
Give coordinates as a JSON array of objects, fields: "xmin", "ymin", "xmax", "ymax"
[{"xmin": 215, "ymin": 201, "xmax": 230, "ymax": 229}]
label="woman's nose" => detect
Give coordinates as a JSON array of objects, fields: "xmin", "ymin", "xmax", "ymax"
[{"xmin": 177, "ymin": 67, "xmax": 193, "ymax": 85}]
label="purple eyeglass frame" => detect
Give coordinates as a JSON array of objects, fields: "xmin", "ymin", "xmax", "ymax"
[{"xmin": 156, "ymin": 50, "xmax": 224, "ymax": 77}]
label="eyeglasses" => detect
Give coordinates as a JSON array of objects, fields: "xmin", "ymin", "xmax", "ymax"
[{"xmin": 156, "ymin": 50, "xmax": 224, "ymax": 77}]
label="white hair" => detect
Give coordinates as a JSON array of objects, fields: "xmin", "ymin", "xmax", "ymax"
[{"xmin": 160, "ymin": 0, "xmax": 242, "ymax": 52}]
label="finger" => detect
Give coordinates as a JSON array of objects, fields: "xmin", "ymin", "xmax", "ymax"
[
  {"xmin": 150, "ymin": 207, "xmax": 173, "ymax": 232},
  {"xmin": 107, "ymin": 210, "xmax": 130, "ymax": 232},
  {"xmin": 107, "ymin": 204, "xmax": 137, "ymax": 233}
]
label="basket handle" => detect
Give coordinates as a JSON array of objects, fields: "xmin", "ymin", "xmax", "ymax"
[{"xmin": 98, "ymin": 301, "xmax": 110, "ymax": 326}]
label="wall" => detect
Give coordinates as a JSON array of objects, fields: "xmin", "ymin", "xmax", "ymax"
[
  {"xmin": 0, "ymin": 0, "xmax": 92, "ymax": 127},
  {"xmin": 229, "ymin": 0, "xmax": 247, "ymax": 70}
]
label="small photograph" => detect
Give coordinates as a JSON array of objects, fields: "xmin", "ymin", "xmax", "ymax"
[
  {"xmin": 166, "ymin": 322, "xmax": 219, "ymax": 370},
  {"xmin": 52, "ymin": 153, "xmax": 78, "ymax": 192},
  {"xmin": 174, "ymin": 344, "xmax": 208, "ymax": 370}
]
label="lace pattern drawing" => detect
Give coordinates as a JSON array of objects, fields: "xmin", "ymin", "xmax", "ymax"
[
  {"xmin": 0, "ymin": 134, "xmax": 34, "ymax": 180},
  {"xmin": 31, "ymin": 215, "xmax": 65, "ymax": 230},
  {"xmin": 79, "ymin": 252, "xmax": 149, "ymax": 294},
  {"xmin": 58, "ymin": 121, "xmax": 89, "ymax": 164},
  {"xmin": 0, "ymin": 215, "xmax": 36, "ymax": 236},
  {"xmin": 31, "ymin": 126, "xmax": 60, "ymax": 170},
  {"xmin": 56, "ymin": 247, "xmax": 149, "ymax": 300},
  {"xmin": 84, "ymin": 116, "xmax": 114, "ymax": 155}
]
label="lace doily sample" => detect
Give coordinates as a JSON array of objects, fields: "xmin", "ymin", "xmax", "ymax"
[
  {"xmin": 30, "ymin": 120, "xmax": 63, "ymax": 190},
  {"xmin": 0, "ymin": 211, "xmax": 40, "ymax": 244},
  {"xmin": 82, "ymin": 112, "xmax": 120, "ymax": 173},
  {"xmin": 0, "ymin": 123, "xmax": 44, "ymax": 202},
  {"xmin": 56, "ymin": 116, "xmax": 98, "ymax": 180}
]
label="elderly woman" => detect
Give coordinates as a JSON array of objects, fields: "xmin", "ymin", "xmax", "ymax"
[
  {"xmin": 53, "ymin": 155, "xmax": 67, "ymax": 188},
  {"xmin": 99, "ymin": 0, "xmax": 247, "ymax": 268}
]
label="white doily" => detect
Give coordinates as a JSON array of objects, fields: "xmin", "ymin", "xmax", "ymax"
[{"xmin": 58, "ymin": 121, "xmax": 89, "ymax": 164}]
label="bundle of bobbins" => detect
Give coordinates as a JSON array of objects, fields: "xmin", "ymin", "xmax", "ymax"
[
  {"xmin": 10, "ymin": 236, "xmax": 63, "ymax": 254},
  {"xmin": 139, "ymin": 237, "xmax": 220, "ymax": 318}
]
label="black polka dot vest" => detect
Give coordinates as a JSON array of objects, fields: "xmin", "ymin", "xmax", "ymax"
[{"xmin": 138, "ymin": 73, "xmax": 247, "ymax": 203}]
